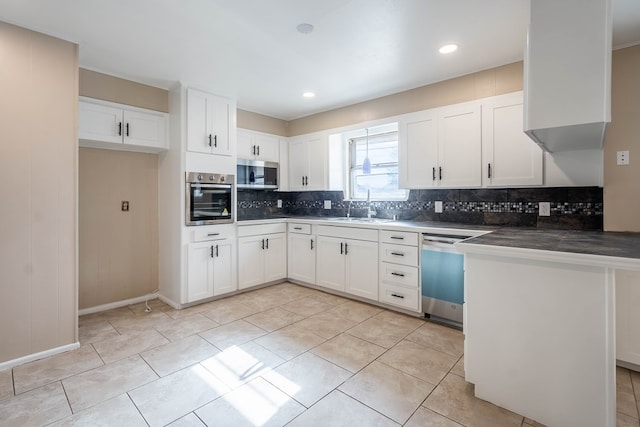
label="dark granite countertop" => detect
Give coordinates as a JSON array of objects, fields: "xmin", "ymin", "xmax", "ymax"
[{"xmin": 461, "ymin": 228, "xmax": 640, "ymax": 261}]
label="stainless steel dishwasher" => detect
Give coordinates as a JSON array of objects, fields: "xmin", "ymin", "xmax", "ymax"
[{"xmin": 421, "ymin": 232, "xmax": 471, "ymax": 327}]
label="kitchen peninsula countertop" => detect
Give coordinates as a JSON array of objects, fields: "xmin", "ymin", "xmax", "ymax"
[{"xmin": 238, "ymin": 216, "xmax": 640, "ymax": 266}]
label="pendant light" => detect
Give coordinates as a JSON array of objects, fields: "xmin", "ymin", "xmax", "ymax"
[{"xmin": 362, "ymin": 128, "xmax": 371, "ymax": 175}]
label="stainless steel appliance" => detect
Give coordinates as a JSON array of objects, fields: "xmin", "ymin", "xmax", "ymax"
[
  {"xmin": 421, "ymin": 232, "xmax": 471, "ymax": 327},
  {"xmin": 185, "ymin": 172, "xmax": 234, "ymax": 226},
  {"xmin": 237, "ymin": 159, "xmax": 278, "ymax": 189}
]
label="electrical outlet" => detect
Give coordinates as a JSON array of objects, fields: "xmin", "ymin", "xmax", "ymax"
[
  {"xmin": 435, "ymin": 201, "xmax": 443, "ymax": 214},
  {"xmin": 617, "ymin": 150, "xmax": 630, "ymax": 166},
  {"xmin": 277, "ymin": 199, "xmax": 282, "ymax": 208},
  {"xmin": 121, "ymin": 201, "xmax": 129, "ymax": 212},
  {"xmin": 539, "ymin": 202, "xmax": 550, "ymax": 217},
  {"xmin": 324, "ymin": 200, "xmax": 331, "ymax": 209}
]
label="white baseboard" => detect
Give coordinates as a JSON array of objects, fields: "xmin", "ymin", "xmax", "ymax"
[
  {"xmin": 78, "ymin": 291, "xmax": 160, "ymax": 316},
  {"xmin": 158, "ymin": 294, "xmax": 180, "ymax": 310},
  {"xmin": 0, "ymin": 342, "xmax": 80, "ymax": 371}
]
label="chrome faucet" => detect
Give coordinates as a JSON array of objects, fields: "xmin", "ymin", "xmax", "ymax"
[
  {"xmin": 346, "ymin": 200, "xmax": 353, "ymax": 218},
  {"xmin": 367, "ymin": 189, "xmax": 376, "ymax": 219}
]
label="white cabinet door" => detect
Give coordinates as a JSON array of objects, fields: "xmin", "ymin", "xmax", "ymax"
[
  {"xmin": 212, "ymin": 239, "xmax": 236, "ymax": 296},
  {"xmin": 264, "ymin": 233, "xmax": 287, "ymax": 283},
  {"xmin": 616, "ymin": 270, "xmax": 640, "ymax": 366},
  {"xmin": 482, "ymin": 92, "xmax": 543, "ymax": 187},
  {"xmin": 288, "ymin": 233, "xmax": 316, "ymax": 284},
  {"xmin": 289, "ymin": 138, "xmax": 309, "ymax": 191},
  {"xmin": 237, "ymin": 129, "xmax": 254, "ymax": 159},
  {"xmin": 187, "ymin": 241, "xmax": 214, "ymax": 303},
  {"xmin": 438, "ymin": 103, "xmax": 482, "ymax": 188},
  {"xmin": 400, "ymin": 110, "xmax": 439, "ymax": 188},
  {"xmin": 306, "ymin": 137, "xmax": 327, "ymax": 191},
  {"xmin": 254, "ymin": 134, "xmax": 280, "ymax": 162},
  {"xmin": 187, "ymin": 88, "xmax": 231, "ymax": 156},
  {"xmin": 123, "ymin": 110, "xmax": 166, "ymax": 149},
  {"xmin": 78, "ymin": 102, "xmax": 124, "ymax": 144},
  {"xmin": 316, "ymin": 236, "xmax": 346, "ymax": 291},
  {"xmin": 238, "ymin": 235, "xmax": 265, "ymax": 289},
  {"xmin": 345, "ymin": 239, "xmax": 379, "ymax": 300}
]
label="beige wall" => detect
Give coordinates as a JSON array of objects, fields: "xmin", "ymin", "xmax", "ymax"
[
  {"xmin": 80, "ymin": 68, "xmax": 169, "ymax": 112},
  {"xmin": 237, "ymin": 109, "xmax": 288, "ymax": 136},
  {"xmin": 288, "ymin": 62, "xmax": 523, "ymax": 136},
  {"xmin": 0, "ymin": 22, "xmax": 78, "ymax": 363},
  {"xmin": 79, "ymin": 148, "xmax": 159, "ymax": 309},
  {"xmin": 604, "ymin": 45, "xmax": 640, "ymax": 232}
]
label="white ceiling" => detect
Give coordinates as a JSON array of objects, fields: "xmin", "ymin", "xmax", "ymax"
[{"xmin": 1, "ymin": 0, "xmax": 639, "ymax": 120}]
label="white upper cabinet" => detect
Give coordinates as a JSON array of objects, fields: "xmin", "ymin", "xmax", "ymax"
[
  {"xmin": 437, "ymin": 102, "xmax": 482, "ymax": 188},
  {"xmin": 79, "ymin": 97, "xmax": 168, "ymax": 153},
  {"xmin": 237, "ymin": 129, "xmax": 280, "ymax": 162},
  {"xmin": 187, "ymin": 88, "xmax": 232, "ymax": 156},
  {"xmin": 289, "ymin": 134, "xmax": 327, "ymax": 191},
  {"xmin": 482, "ymin": 92, "xmax": 543, "ymax": 187},
  {"xmin": 524, "ymin": 0, "xmax": 611, "ymax": 152},
  {"xmin": 399, "ymin": 110, "xmax": 438, "ymax": 189},
  {"xmin": 400, "ymin": 101, "xmax": 481, "ymax": 189}
]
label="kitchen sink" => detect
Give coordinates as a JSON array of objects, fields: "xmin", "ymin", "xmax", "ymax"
[{"xmin": 327, "ymin": 217, "xmax": 395, "ymax": 224}]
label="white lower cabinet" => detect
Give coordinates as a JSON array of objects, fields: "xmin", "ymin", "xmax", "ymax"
[
  {"xmin": 237, "ymin": 224, "xmax": 287, "ymax": 290},
  {"xmin": 378, "ymin": 230, "xmax": 421, "ymax": 312},
  {"xmin": 187, "ymin": 239, "xmax": 236, "ymax": 303},
  {"xmin": 288, "ymin": 223, "xmax": 316, "ymax": 284},
  {"xmin": 316, "ymin": 226, "xmax": 378, "ymax": 301}
]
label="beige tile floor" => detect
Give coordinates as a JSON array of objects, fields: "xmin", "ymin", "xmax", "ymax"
[{"xmin": 0, "ymin": 282, "xmax": 639, "ymax": 426}]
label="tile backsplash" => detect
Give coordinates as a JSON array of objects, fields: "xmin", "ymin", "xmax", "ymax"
[{"xmin": 237, "ymin": 187, "xmax": 603, "ymax": 230}]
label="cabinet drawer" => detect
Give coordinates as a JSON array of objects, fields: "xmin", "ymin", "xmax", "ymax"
[
  {"xmin": 237, "ymin": 222, "xmax": 287, "ymax": 237},
  {"xmin": 380, "ymin": 230, "xmax": 419, "ymax": 246},
  {"xmin": 379, "ymin": 263, "xmax": 419, "ymax": 288},
  {"xmin": 288, "ymin": 223, "xmax": 311, "ymax": 234},
  {"xmin": 317, "ymin": 225, "xmax": 378, "ymax": 242},
  {"xmin": 380, "ymin": 243, "xmax": 419, "ymax": 267},
  {"xmin": 379, "ymin": 283, "xmax": 420, "ymax": 312},
  {"xmin": 193, "ymin": 225, "xmax": 235, "ymax": 242}
]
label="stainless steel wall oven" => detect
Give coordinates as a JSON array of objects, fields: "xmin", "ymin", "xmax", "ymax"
[{"xmin": 185, "ymin": 172, "xmax": 234, "ymax": 226}]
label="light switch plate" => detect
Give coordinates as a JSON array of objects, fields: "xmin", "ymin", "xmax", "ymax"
[
  {"xmin": 324, "ymin": 200, "xmax": 331, "ymax": 209},
  {"xmin": 435, "ymin": 201, "xmax": 443, "ymax": 213},
  {"xmin": 539, "ymin": 202, "xmax": 550, "ymax": 216},
  {"xmin": 277, "ymin": 199, "xmax": 282, "ymax": 208},
  {"xmin": 617, "ymin": 150, "xmax": 630, "ymax": 165}
]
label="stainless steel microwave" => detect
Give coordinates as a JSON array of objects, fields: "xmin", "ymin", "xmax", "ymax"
[
  {"xmin": 237, "ymin": 159, "xmax": 278, "ymax": 189},
  {"xmin": 185, "ymin": 172, "xmax": 234, "ymax": 226}
]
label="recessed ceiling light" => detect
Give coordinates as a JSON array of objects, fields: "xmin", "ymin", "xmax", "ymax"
[
  {"xmin": 302, "ymin": 91, "xmax": 316, "ymax": 98},
  {"xmin": 296, "ymin": 23, "xmax": 314, "ymax": 34},
  {"xmin": 439, "ymin": 44, "xmax": 458, "ymax": 54}
]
